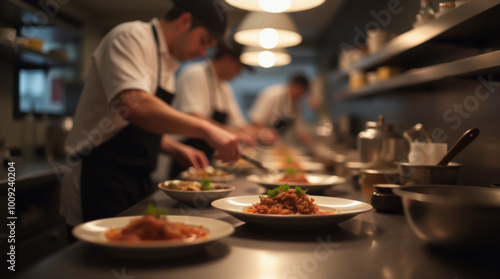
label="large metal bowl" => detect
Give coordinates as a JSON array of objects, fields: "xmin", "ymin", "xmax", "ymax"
[{"xmin": 394, "ymin": 185, "xmax": 500, "ymax": 248}]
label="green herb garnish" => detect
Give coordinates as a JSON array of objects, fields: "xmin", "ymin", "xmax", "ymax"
[
  {"xmin": 285, "ymin": 157, "xmax": 295, "ymax": 164},
  {"xmin": 294, "ymin": 186, "xmax": 308, "ymax": 195},
  {"xmin": 168, "ymin": 182, "xmax": 178, "ymax": 189},
  {"xmin": 266, "ymin": 184, "xmax": 290, "ymax": 197},
  {"xmin": 143, "ymin": 203, "xmax": 168, "ymax": 217},
  {"xmin": 285, "ymin": 168, "xmax": 299, "ymax": 176},
  {"xmin": 201, "ymin": 177, "xmax": 214, "ymax": 190}
]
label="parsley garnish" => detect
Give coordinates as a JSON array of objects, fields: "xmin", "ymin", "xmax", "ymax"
[
  {"xmin": 267, "ymin": 184, "xmax": 290, "ymax": 197},
  {"xmin": 264, "ymin": 184, "xmax": 307, "ymax": 198},
  {"xmin": 294, "ymin": 186, "xmax": 307, "ymax": 195},
  {"xmin": 285, "ymin": 168, "xmax": 299, "ymax": 176},
  {"xmin": 201, "ymin": 177, "xmax": 214, "ymax": 190},
  {"xmin": 143, "ymin": 203, "xmax": 168, "ymax": 217}
]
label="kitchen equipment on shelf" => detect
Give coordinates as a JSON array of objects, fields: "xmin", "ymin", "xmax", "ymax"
[
  {"xmin": 394, "ymin": 185, "xmax": 500, "ymax": 248},
  {"xmin": 357, "ymin": 115, "xmax": 406, "ymax": 169},
  {"xmin": 413, "ymin": 0, "xmax": 435, "ymax": 27},
  {"xmin": 437, "ymin": 128, "xmax": 479, "ymax": 166},
  {"xmin": 367, "ymin": 29, "xmax": 389, "ymax": 54}
]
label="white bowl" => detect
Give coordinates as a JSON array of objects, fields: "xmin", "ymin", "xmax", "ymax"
[{"xmin": 158, "ymin": 180, "xmax": 235, "ymax": 206}]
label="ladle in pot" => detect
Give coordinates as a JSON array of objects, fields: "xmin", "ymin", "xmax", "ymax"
[{"xmin": 437, "ymin": 128, "xmax": 480, "ymax": 165}]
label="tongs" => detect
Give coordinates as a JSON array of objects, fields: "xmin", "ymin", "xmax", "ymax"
[{"xmin": 240, "ymin": 154, "xmax": 280, "ymax": 175}]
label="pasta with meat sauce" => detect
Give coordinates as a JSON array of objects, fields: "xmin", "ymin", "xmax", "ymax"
[
  {"xmin": 245, "ymin": 185, "xmax": 337, "ymax": 215},
  {"xmin": 105, "ymin": 205, "xmax": 207, "ymax": 243}
]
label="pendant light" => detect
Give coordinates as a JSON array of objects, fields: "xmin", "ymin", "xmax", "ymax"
[
  {"xmin": 225, "ymin": 0, "xmax": 325, "ymax": 13},
  {"xmin": 240, "ymin": 47, "xmax": 291, "ymax": 68},
  {"xmin": 234, "ymin": 12, "xmax": 302, "ymax": 49}
]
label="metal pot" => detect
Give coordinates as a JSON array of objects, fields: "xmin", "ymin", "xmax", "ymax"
[
  {"xmin": 357, "ymin": 115, "xmax": 406, "ymax": 168},
  {"xmin": 396, "ymin": 162, "xmax": 461, "ymax": 185},
  {"xmin": 394, "ymin": 185, "xmax": 500, "ymax": 248}
]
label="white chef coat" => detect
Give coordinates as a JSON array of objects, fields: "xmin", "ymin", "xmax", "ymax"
[
  {"xmin": 173, "ymin": 61, "xmax": 247, "ymax": 128},
  {"xmin": 60, "ymin": 18, "xmax": 179, "ymax": 226},
  {"xmin": 248, "ymin": 83, "xmax": 308, "ymax": 138}
]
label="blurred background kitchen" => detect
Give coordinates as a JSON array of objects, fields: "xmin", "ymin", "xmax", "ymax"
[{"xmin": 1, "ymin": 0, "xmax": 500, "ymax": 269}]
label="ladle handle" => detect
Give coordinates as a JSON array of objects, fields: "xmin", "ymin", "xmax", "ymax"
[{"xmin": 437, "ymin": 128, "xmax": 480, "ymax": 165}]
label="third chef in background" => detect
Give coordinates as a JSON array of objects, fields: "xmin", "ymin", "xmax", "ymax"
[{"xmin": 249, "ymin": 73, "xmax": 313, "ymax": 144}]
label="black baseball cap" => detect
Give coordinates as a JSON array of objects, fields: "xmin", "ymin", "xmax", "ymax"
[{"xmin": 172, "ymin": 0, "xmax": 231, "ymax": 49}]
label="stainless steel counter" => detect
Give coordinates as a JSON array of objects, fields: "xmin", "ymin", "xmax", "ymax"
[{"xmin": 16, "ymin": 174, "xmax": 500, "ymax": 279}]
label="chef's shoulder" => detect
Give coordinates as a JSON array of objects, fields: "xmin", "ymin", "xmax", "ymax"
[{"xmin": 95, "ymin": 21, "xmax": 155, "ymax": 57}]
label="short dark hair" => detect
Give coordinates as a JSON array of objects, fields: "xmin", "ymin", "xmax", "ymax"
[
  {"xmin": 164, "ymin": 5, "xmax": 203, "ymax": 29},
  {"xmin": 289, "ymin": 73, "xmax": 309, "ymax": 91}
]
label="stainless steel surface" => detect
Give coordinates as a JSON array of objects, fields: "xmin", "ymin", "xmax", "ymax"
[
  {"xmin": 394, "ymin": 185, "xmax": 500, "ymax": 248},
  {"xmin": 357, "ymin": 115, "xmax": 406, "ymax": 169},
  {"xmin": 17, "ymin": 175, "xmax": 500, "ymax": 279},
  {"xmin": 396, "ymin": 162, "xmax": 461, "ymax": 185},
  {"xmin": 437, "ymin": 128, "xmax": 480, "ymax": 165},
  {"xmin": 240, "ymin": 154, "xmax": 280, "ymax": 174}
]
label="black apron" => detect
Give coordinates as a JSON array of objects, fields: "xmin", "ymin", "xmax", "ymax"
[
  {"xmin": 80, "ymin": 24, "xmax": 174, "ymax": 222},
  {"xmin": 170, "ymin": 63, "xmax": 228, "ymax": 178},
  {"xmin": 272, "ymin": 92, "xmax": 295, "ymax": 133}
]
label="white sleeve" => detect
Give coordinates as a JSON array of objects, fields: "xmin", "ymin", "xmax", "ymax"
[
  {"xmin": 224, "ymin": 84, "xmax": 248, "ymax": 128},
  {"xmin": 174, "ymin": 65, "xmax": 211, "ymax": 117},
  {"xmin": 94, "ymin": 25, "xmax": 156, "ymax": 104}
]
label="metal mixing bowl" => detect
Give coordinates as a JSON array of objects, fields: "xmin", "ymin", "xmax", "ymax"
[{"xmin": 394, "ymin": 185, "xmax": 500, "ymax": 248}]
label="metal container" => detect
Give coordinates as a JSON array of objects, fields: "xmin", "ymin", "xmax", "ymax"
[
  {"xmin": 394, "ymin": 185, "xmax": 500, "ymax": 248},
  {"xmin": 357, "ymin": 115, "xmax": 406, "ymax": 169},
  {"xmin": 396, "ymin": 162, "xmax": 461, "ymax": 185}
]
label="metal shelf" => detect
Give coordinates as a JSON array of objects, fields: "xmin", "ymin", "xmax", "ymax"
[
  {"xmin": 337, "ymin": 50, "xmax": 500, "ymax": 99},
  {"xmin": 0, "ymin": 37, "xmax": 80, "ymax": 68},
  {"xmin": 333, "ymin": 0, "xmax": 500, "ymax": 81}
]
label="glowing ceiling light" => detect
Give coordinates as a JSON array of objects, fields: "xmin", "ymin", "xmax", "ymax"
[
  {"xmin": 235, "ymin": 12, "xmax": 302, "ymax": 48},
  {"xmin": 258, "ymin": 51, "xmax": 276, "ymax": 68},
  {"xmin": 225, "ymin": 0, "xmax": 325, "ymax": 13},
  {"xmin": 240, "ymin": 47, "xmax": 291, "ymax": 68},
  {"xmin": 259, "ymin": 28, "xmax": 279, "ymax": 49},
  {"xmin": 258, "ymin": 0, "xmax": 292, "ymax": 13}
]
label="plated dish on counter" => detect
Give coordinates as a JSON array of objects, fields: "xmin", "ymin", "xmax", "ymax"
[
  {"xmin": 72, "ymin": 211, "xmax": 234, "ymax": 258},
  {"xmin": 212, "ymin": 186, "xmax": 372, "ymax": 227},
  {"xmin": 158, "ymin": 179, "xmax": 235, "ymax": 205},
  {"xmin": 247, "ymin": 173, "xmax": 346, "ymax": 192},
  {"xmin": 179, "ymin": 166, "xmax": 235, "ymax": 182}
]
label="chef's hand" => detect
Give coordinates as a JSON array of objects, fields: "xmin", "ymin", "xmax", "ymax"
[
  {"xmin": 160, "ymin": 135, "xmax": 208, "ymax": 169},
  {"xmin": 171, "ymin": 144, "xmax": 209, "ymax": 169},
  {"xmin": 257, "ymin": 128, "xmax": 279, "ymax": 145},
  {"xmin": 203, "ymin": 124, "xmax": 241, "ymax": 162}
]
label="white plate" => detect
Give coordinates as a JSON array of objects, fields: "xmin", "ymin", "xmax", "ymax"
[
  {"xmin": 73, "ymin": 215, "xmax": 234, "ymax": 258},
  {"xmin": 179, "ymin": 170, "xmax": 235, "ymax": 182},
  {"xmin": 212, "ymin": 196, "xmax": 372, "ymax": 227},
  {"xmin": 247, "ymin": 173, "xmax": 346, "ymax": 192},
  {"xmin": 158, "ymin": 180, "xmax": 235, "ymax": 205}
]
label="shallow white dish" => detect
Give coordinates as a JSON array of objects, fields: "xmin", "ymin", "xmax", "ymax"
[
  {"xmin": 73, "ymin": 215, "xmax": 234, "ymax": 258},
  {"xmin": 247, "ymin": 173, "xmax": 346, "ymax": 192},
  {"xmin": 211, "ymin": 196, "xmax": 372, "ymax": 227},
  {"xmin": 158, "ymin": 180, "xmax": 235, "ymax": 205}
]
